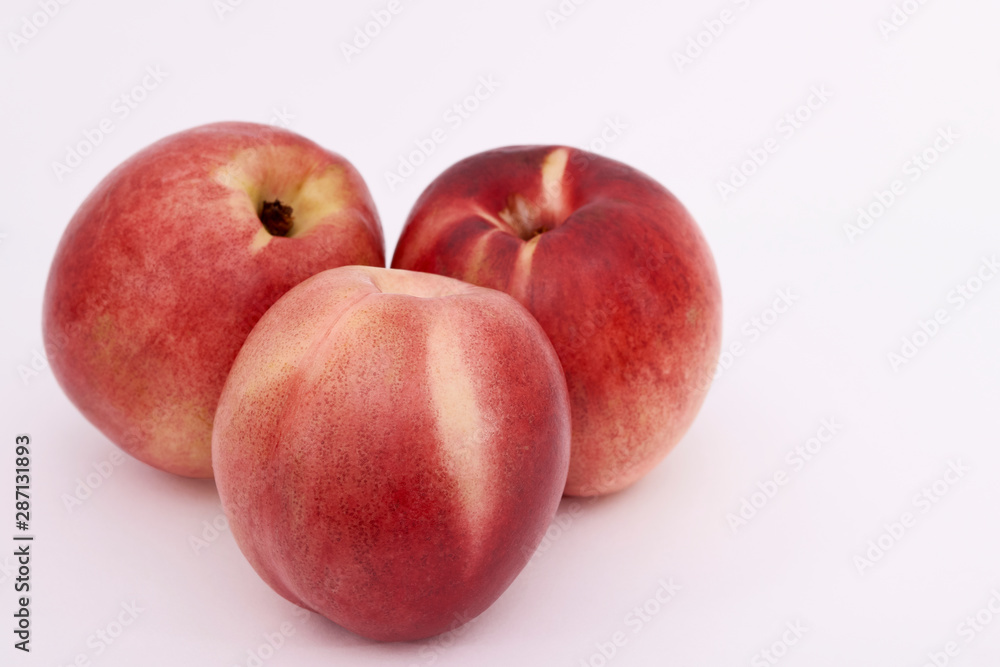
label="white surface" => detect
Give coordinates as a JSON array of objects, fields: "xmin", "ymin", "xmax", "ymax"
[{"xmin": 2, "ymin": 0, "xmax": 999, "ymax": 665}]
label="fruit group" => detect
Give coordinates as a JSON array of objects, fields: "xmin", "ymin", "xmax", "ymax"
[
  {"xmin": 392, "ymin": 145, "xmax": 721, "ymax": 496},
  {"xmin": 43, "ymin": 122, "xmax": 384, "ymax": 477},
  {"xmin": 212, "ymin": 266, "xmax": 570, "ymax": 641}
]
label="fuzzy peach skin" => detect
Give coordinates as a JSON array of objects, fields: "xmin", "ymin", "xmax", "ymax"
[
  {"xmin": 392, "ymin": 146, "xmax": 722, "ymax": 496},
  {"xmin": 43, "ymin": 122, "xmax": 384, "ymax": 478},
  {"xmin": 212, "ymin": 266, "xmax": 570, "ymax": 641}
]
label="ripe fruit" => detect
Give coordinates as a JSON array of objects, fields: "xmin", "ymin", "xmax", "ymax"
[
  {"xmin": 212, "ymin": 266, "xmax": 570, "ymax": 641},
  {"xmin": 43, "ymin": 122, "xmax": 384, "ymax": 477},
  {"xmin": 392, "ymin": 145, "xmax": 721, "ymax": 496}
]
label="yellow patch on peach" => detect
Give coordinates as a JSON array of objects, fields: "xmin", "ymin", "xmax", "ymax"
[
  {"xmin": 425, "ymin": 312, "xmax": 493, "ymax": 556},
  {"xmin": 540, "ymin": 147, "xmax": 570, "ymax": 213},
  {"xmin": 212, "ymin": 146, "xmax": 350, "ymax": 252},
  {"xmin": 508, "ymin": 236, "xmax": 539, "ymax": 304}
]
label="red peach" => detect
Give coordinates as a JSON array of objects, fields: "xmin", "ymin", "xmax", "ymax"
[
  {"xmin": 43, "ymin": 122, "xmax": 384, "ymax": 477},
  {"xmin": 392, "ymin": 146, "xmax": 722, "ymax": 496},
  {"xmin": 212, "ymin": 266, "xmax": 570, "ymax": 641}
]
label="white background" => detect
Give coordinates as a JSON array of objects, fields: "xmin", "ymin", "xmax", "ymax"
[{"xmin": 2, "ymin": 0, "xmax": 999, "ymax": 665}]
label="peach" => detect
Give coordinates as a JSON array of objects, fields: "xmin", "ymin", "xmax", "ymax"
[
  {"xmin": 392, "ymin": 146, "xmax": 722, "ymax": 496},
  {"xmin": 212, "ymin": 266, "xmax": 571, "ymax": 641},
  {"xmin": 43, "ymin": 122, "xmax": 384, "ymax": 477}
]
